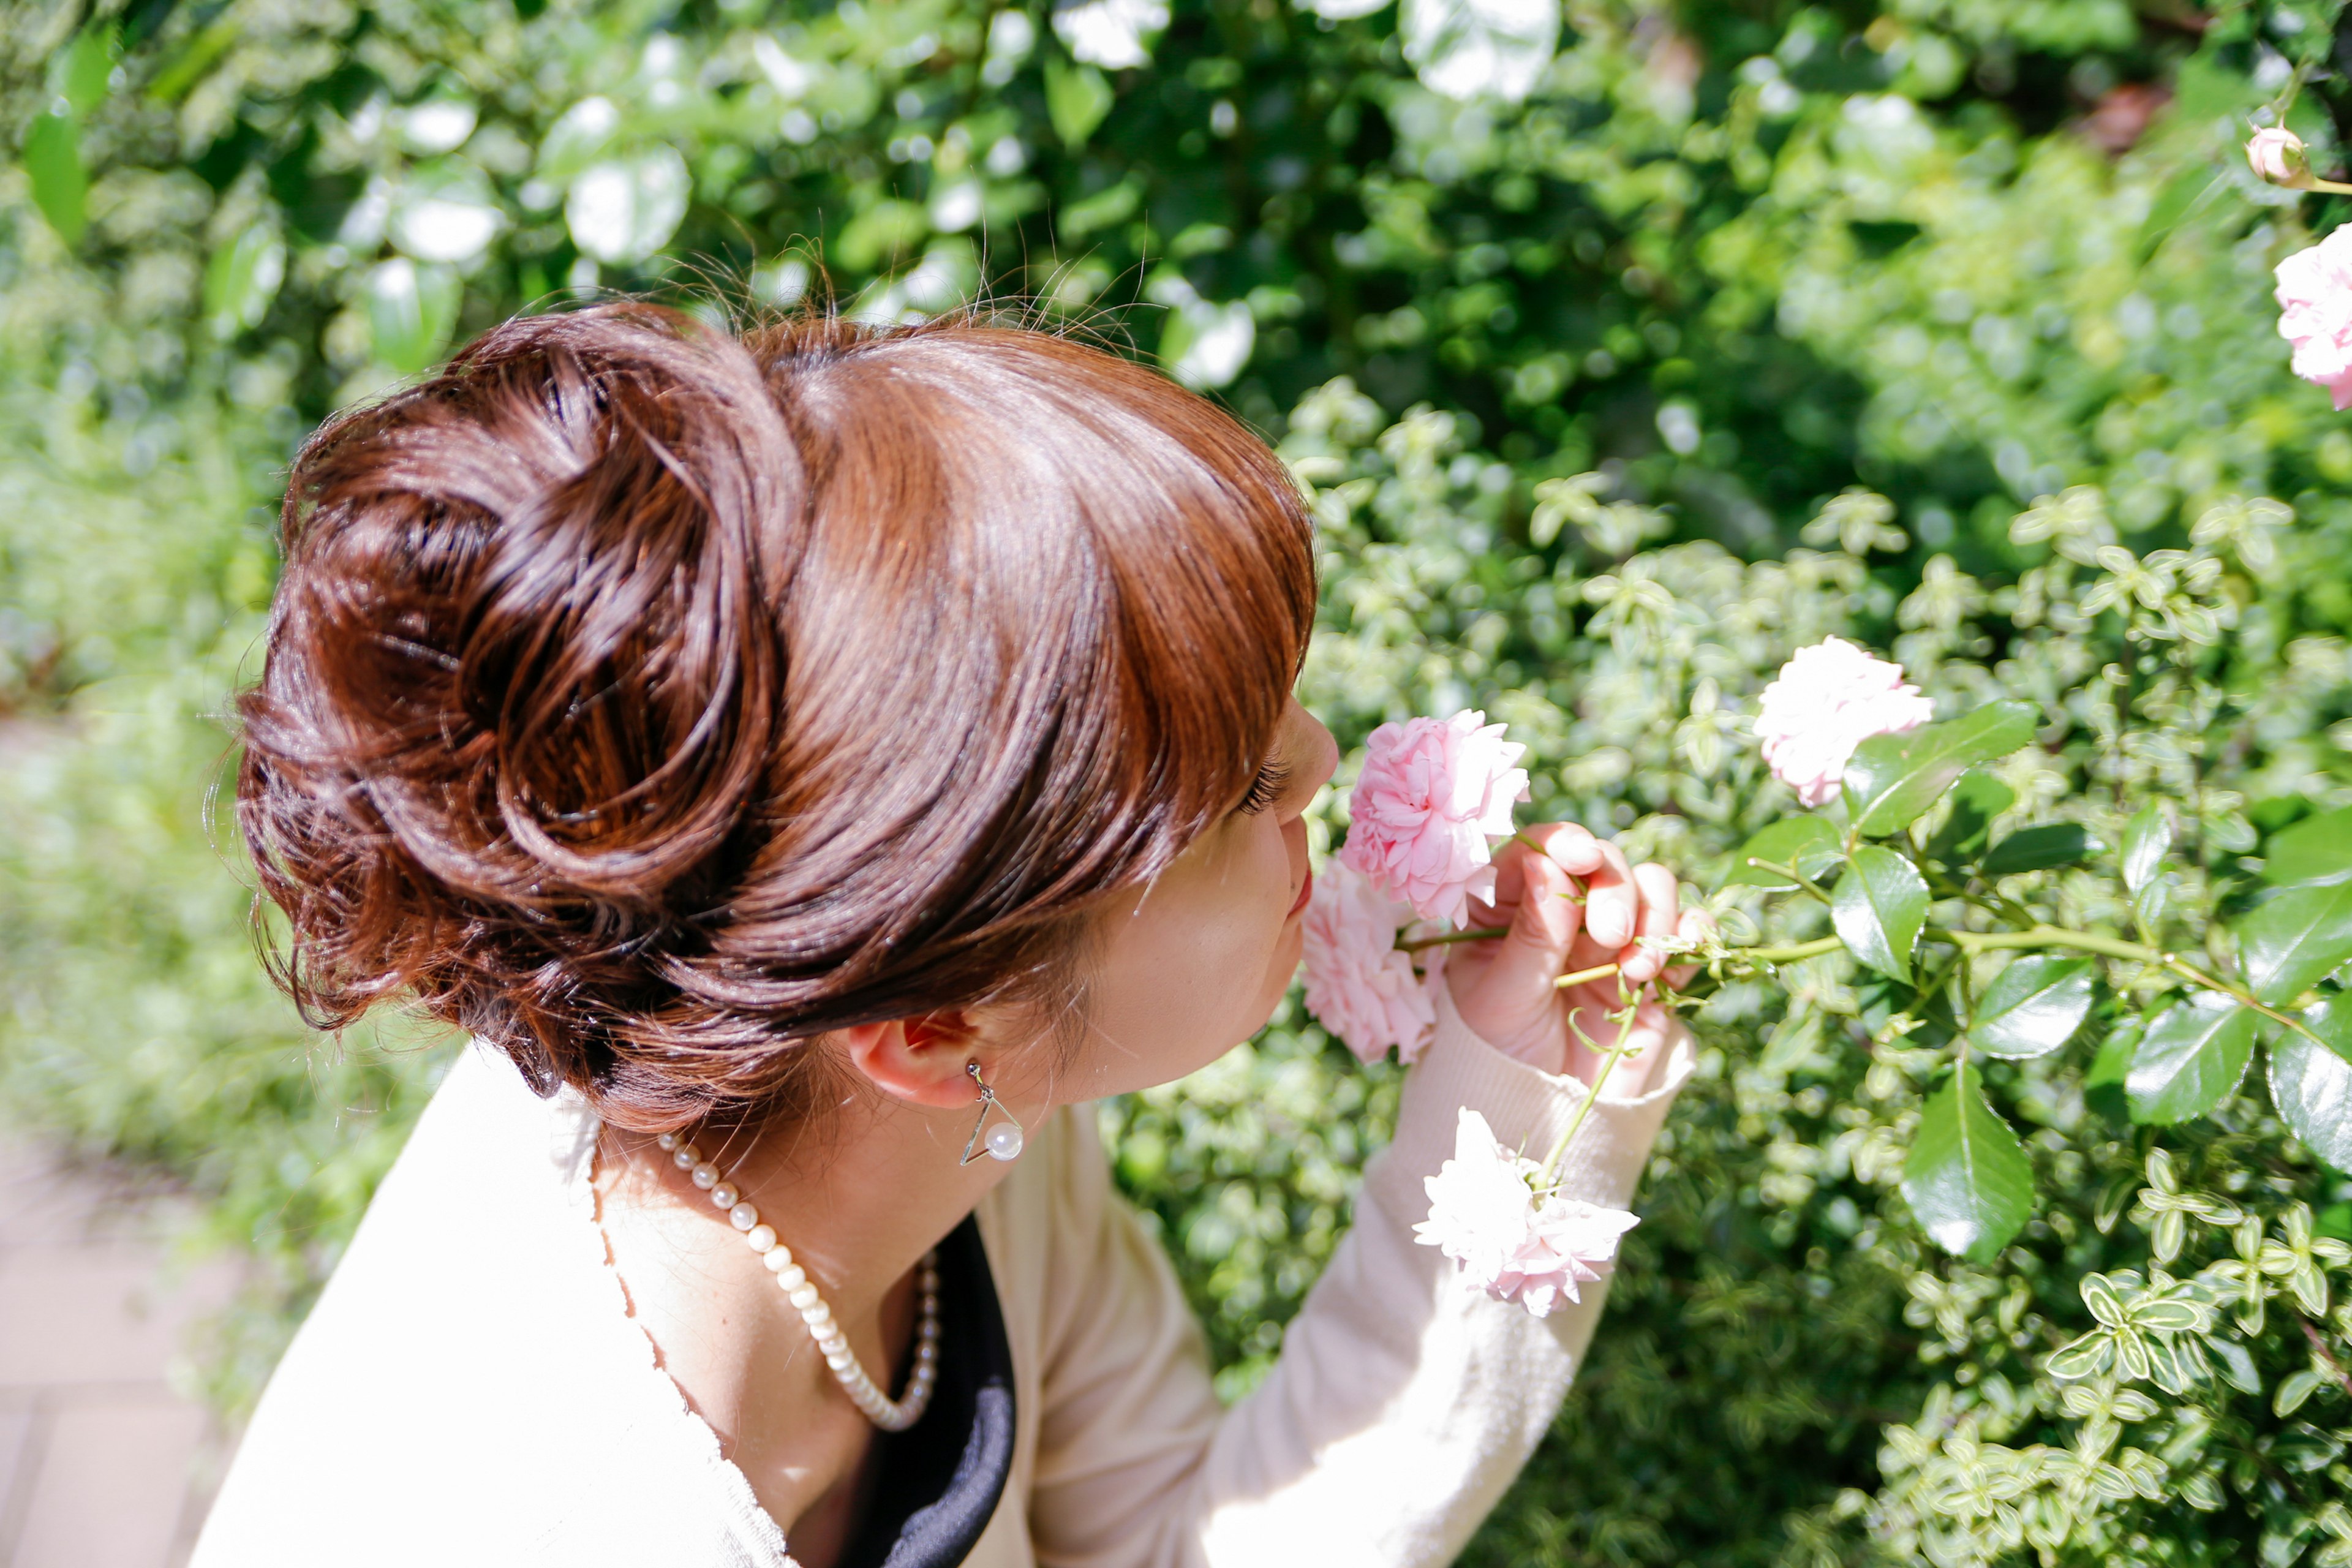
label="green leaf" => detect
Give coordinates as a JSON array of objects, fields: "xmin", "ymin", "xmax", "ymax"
[
  {"xmin": 2236, "ymin": 881, "xmax": 2352, "ymax": 1005},
  {"xmin": 1901, "ymin": 1060, "xmax": 2034, "ymax": 1261},
  {"xmin": 1760, "ymin": 1007, "xmax": 1826, "ymax": 1074},
  {"xmin": 2128, "ymin": 997, "xmax": 2257, "ymax": 1124},
  {"xmin": 1044, "ymin": 59, "xmax": 1113, "ymax": 148},
  {"xmin": 1830, "ymin": 845, "xmax": 1928, "ymax": 982},
  {"xmin": 1724, "ymin": 816, "xmax": 1841, "ymax": 889},
  {"xmin": 1924, "ymin": 770, "xmax": 2014, "ymax": 866},
  {"xmin": 1981, "ymin": 823, "xmax": 2098, "ymax": 876},
  {"xmin": 23, "ymin": 110, "xmax": 86, "ymax": 247},
  {"xmin": 2269, "ymin": 997, "xmax": 2352, "ymax": 1172},
  {"xmin": 55, "ymin": 24, "xmax": 118, "ymax": 116},
  {"xmin": 364, "ymin": 258, "xmax": 461, "ymax": 374},
  {"xmin": 2262, "ymin": 804, "xmax": 2352, "ymax": 887},
  {"xmin": 203, "ymin": 228, "xmax": 286, "ymax": 340},
  {"xmin": 1970, "ymin": 956, "xmax": 2095, "ymax": 1059},
  {"xmin": 1843, "ymin": 701, "xmax": 2039, "ymax": 837},
  {"xmin": 2122, "ymin": 801, "xmax": 2172, "ymax": 895}
]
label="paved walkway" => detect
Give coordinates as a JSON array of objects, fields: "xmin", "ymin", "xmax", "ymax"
[{"xmin": 0, "ymin": 1133, "xmax": 237, "ymax": 1568}]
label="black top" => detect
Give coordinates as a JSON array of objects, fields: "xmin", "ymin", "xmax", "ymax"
[{"xmin": 835, "ymin": 1216, "xmax": 1016, "ymax": 1568}]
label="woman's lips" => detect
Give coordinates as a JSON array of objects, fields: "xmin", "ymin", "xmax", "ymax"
[{"xmin": 1287, "ymin": 862, "xmax": 1314, "ymax": 919}]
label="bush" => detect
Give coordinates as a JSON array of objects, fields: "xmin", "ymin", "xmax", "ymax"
[{"xmin": 6, "ymin": 0, "xmax": 2352, "ymax": 1558}]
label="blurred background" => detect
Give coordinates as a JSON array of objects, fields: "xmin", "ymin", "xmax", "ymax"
[{"xmin": 5, "ymin": 0, "xmax": 2352, "ymax": 1561}]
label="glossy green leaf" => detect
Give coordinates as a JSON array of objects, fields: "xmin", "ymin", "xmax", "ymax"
[
  {"xmin": 2269, "ymin": 997, "xmax": 2352, "ymax": 1172},
  {"xmin": 2128, "ymin": 997, "xmax": 2257, "ymax": 1125},
  {"xmin": 1924, "ymin": 770, "xmax": 2015, "ymax": 866},
  {"xmin": 1724, "ymin": 816, "xmax": 1842, "ymax": 889},
  {"xmin": 2262, "ymin": 804, "xmax": 2352, "ymax": 887},
  {"xmin": 1044, "ymin": 59, "xmax": 1113, "ymax": 148},
  {"xmin": 1843, "ymin": 701, "xmax": 2039, "ymax": 837},
  {"xmin": 2122, "ymin": 801, "xmax": 2172, "ymax": 895},
  {"xmin": 23, "ymin": 111, "xmax": 85, "ymax": 247},
  {"xmin": 1981, "ymin": 823, "xmax": 2098, "ymax": 876},
  {"xmin": 2236, "ymin": 881, "xmax": 2352, "ymax": 1005},
  {"xmin": 1970, "ymin": 956, "xmax": 2095, "ymax": 1059},
  {"xmin": 1831, "ymin": 846, "xmax": 1927, "ymax": 982},
  {"xmin": 203, "ymin": 228, "xmax": 286, "ymax": 339},
  {"xmin": 1902, "ymin": 1060, "xmax": 2034, "ymax": 1261}
]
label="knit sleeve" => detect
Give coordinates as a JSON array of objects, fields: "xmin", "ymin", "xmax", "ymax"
[{"xmin": 1025, "ymin": 987, "xmax": 1695, "ymax": 1568}]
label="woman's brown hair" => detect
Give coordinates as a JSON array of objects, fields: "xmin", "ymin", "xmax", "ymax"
[{"xmin": 235, "ymin": 304, "xmax": 1316, "ymax": 1129}]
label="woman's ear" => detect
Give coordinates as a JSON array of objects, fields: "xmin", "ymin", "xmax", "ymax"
[{"xmin": 834, "ymin": 1012, "xmax": 985, "ymax": 1110}]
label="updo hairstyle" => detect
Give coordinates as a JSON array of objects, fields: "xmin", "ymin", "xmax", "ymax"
[{"xmin": 234, "ymin": 304, "xmax": 1316, "ymax": 1130}]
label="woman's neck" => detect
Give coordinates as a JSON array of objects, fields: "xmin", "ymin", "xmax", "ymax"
[{"xmin": 593, "ymin": 1087, "xmax": 1015, "ymax": 1563}]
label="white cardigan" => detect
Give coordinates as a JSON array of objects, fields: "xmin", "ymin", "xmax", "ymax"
[{"xmin": 191, "ymin": 988, "xmax": 1693, "ymax": 1567}]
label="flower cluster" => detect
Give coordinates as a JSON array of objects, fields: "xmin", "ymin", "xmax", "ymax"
[
  {"xmin": 1413, "ymin": 1107, "xmax": 1639, "ymax": 1316},
  {"xmin": 1752, "ymin": 637, "xmax": 1934, "ymax": 805}
]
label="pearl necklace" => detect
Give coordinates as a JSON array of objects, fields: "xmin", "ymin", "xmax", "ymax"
[{"xmin": 654, "ymin": 1131, "xmax": 941, "ymax": 1432}]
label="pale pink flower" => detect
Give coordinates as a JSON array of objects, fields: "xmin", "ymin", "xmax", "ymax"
[
  {"xmin": 1507, "ymin": 1194, "xmax": 1642, "ymax": 1316},
  {"xmin": 2248, "ymin": 127, "xmax": 2311, "ymax": 187},
  {"xmin": 1339, "ymin": 710, "xmax": 1530, "ymax": 927},
  {"xmin": 1413, "ymin": 1108, "xmax": 1639, "ymax": 1317},
  {"xmin": 1300, "ymin": 862, "xmax": 1437, "ymax": 1065},
  {"xmin": 1752, "ymin": 638, "xmax": 1934, "ymax": 807},
  {"xmin": 2276, "ymin": 226, "xmax": 2352, "ymax": 411}
]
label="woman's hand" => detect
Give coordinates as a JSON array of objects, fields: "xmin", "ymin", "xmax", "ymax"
[{"xmin": 1444, "ymin": 824, "xmax": 1705, "ymax": 1082}]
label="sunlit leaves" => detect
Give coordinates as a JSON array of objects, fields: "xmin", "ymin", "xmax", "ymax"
[
  {"xmin": 2122, "ymin": 801, "xmax": 2172, "ymax": 894},
  {"xmin": 23, "ymin": 110, "xmax": 86, "ymax": 246},
  {"xmin": 203, "ymin": 228, "xmax": 285, "ymax": 341},
  {"xmin": 1042, "ymin": 58, "xmax": 1112, "ymax": 148},
  {"xmin": 1924, "ymin": 771, "xmax": 2013, "ymax": 866},
  {"xmin": 2046, "ymin": 1271, "xmax": 2219, "ymax": 1394},
  {"xmin": 2269, "ymin": 998, "xmax": 2352, "ymax": 1172},
  {"xmin": 2237, "ymin": 881, "xmax": 2352, "ymax": 1005},
  {"xmin": 564, "ymin": 150, "xmax": 688, "ymax": 266},
  {"xmin": 364, "ymin": 258, "xmax": 461, "ymax": 374},
  {"xmin": 2127, "ymin": 997, "xmax": 2257, "ymax": 1124},
  {"xmin": 1902, "ymin": 1060, "xmax": 2033, "ymax": 1262},
  {"xmin": 1842, "ymin": 703, "xmax": 2039, "ymax": 837},
  {"xmin": 1969, "ymin": 956, "xmax": 2095, "ymax": 1059},
  {"xmin": 1832, "ymin": 846, "xmax": 1927, "ymax": 982},
  {"xmin": 2263, "ymin": 805, "xmax": 2352, "ymax": 886}
]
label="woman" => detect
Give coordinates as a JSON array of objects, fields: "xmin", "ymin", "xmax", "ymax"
[{"xmin": 192, "ymin": 305, "xmax": 1695, "ymax": 1567}]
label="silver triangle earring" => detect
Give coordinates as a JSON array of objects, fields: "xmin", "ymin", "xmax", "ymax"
[{"xmin": 960, "ymin": 1061, "xmax": 1025, "ymax": 1165}]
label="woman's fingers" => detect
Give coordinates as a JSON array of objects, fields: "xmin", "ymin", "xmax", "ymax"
[
  {"xmin": 1577, "ymin": 836, "xmax": 1639, "ymax": 951},
  {"xmin": 1617, "ymin": 862, "xmax": 1681, "ymax": 984}
]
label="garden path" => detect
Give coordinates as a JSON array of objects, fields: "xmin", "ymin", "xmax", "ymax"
[{"xmin": 0, "ymin": 1131, "xmax": 236, "ymax": 1568}]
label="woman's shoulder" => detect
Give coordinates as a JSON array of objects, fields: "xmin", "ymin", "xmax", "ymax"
[{"xmin": 191, "ymin": 1044, "xmax": 792, "ymax": 1567}]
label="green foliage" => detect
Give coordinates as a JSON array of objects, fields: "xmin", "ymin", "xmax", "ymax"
[{"xmin": 10, "ymin": 0, "xmax": 2352, "ymax": 1561}]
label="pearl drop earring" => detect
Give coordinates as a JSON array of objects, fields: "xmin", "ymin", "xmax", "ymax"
[{"xmin": 960, "ymin": 1062, "xmax": 1025, "ymax": 1165}]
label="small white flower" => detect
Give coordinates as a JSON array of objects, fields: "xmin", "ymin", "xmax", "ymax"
[{"xmin": 1414, "ymin": 1108, "xmax": 1640, "ymax": 1316}]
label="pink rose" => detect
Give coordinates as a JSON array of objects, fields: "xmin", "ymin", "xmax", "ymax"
[
  {"xmin": 1339, "ymin": 710, "xmax": 1530, "ymax": 927},
  {"xmin": 2277, "ymin": 226, "xmax": 2352, "ymax": 411},
  {"xmin": 1300, "ymin": 862, "xmax": 1438, "ymax": 1065},
  {"xmin": 1414, "ymin": 1107, "xmax": 1639, "ymax": 1317},
  {"xmin": 2248, "ymin": 127, "xmax": 2312, "ymax": 188},
  {"xmin": 1752, "ymin": 638, "xmax": 1934, "ymax": 807},
  {"xmin": 1506, "ymin": 1194, "xmax": 1641, "ymax": 1316}
]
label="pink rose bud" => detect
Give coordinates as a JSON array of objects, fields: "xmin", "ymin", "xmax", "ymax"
[
  {"xmin": 1753, "ymin": 638, "xmax": 1935, "ymax": 808},
  {"xmin": 2277, "ymin": 225, "xmax": 2352, "ymax": 410},
  {"xmin": 2248, "ymin": 127, "xmax": 2313, "ymax": 189},
  {"xmin": 1338, "ymin": 710, "xmax": 1531, "ymax": 928},
  {"xmin": 1300, "ymin": 862, "xmax": 1439, "ymax": 1065},
  {"xmin": 1412, "ymin": 1108, "xmax": 1638, "ymax": 1317}
]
